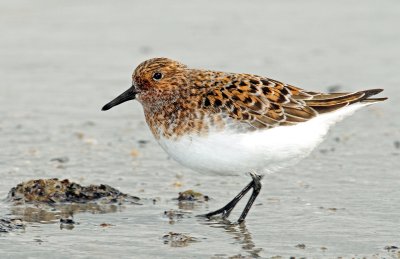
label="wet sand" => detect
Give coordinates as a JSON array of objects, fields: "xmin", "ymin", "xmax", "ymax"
[{"xmin": 0, "ymin": 0, "xmax": 400, "ymax": 258}]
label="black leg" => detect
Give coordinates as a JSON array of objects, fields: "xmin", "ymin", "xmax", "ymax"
[
  {"xmin": 237, "ymin": 172, "xmax": 262, "ymax": 223},
  {"xmin": 198, "ymin": 172, "xmax": 263, "ymax": 223}
]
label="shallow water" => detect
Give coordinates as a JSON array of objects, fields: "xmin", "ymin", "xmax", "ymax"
[{"xmin": 1, "ymin": 0, "xmax": 400, "ymax": 258}]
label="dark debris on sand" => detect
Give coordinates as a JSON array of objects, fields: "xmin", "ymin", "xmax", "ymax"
[
  {"xmin": 7, "ymin": 178, "xmax": 141, "ymax": 205},
  {"xmin": 50, "ymin": 156, "xmax": 70, "ymax": 163},
  {"xmin": 0, "ymin": 218, "xmax": 25, "ymax": 233},
  {"xmin": 162, "ymin": 232, "xmax": 197, "ymax": 247},
  {"xmin": 164, "ymin": 209, "xmax": 186, "ymax": 219},
  {"xmin": 60, "ymin": 217, "xmax": 76, "ymax": 230},
  {"xmin": 60, "ymin": 218, "xmax": 75, "ymax": 224},
  {"xmin": 384, "ymin": 245, "xmax": 399, "ymax": 252},
  {"xmin": 177, "ymin": 190, "xmax": 209, "ymax": 202},
  {"xmin": 295, "ymin": 243, "xmax": 306, "ymax": 249},
  {"xmin": 163, "ymin": 209, "xmax": 192, "ymax": 224}
]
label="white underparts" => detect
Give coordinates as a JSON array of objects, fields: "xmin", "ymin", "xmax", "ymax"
[{"xmin": 157, "ymin": 103, "xmax": 372, "ymax": 175}]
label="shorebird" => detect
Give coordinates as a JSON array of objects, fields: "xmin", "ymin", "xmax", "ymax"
[{"xmin": 102, "ymin": 58, "xmax": 387, "ymax": 223}]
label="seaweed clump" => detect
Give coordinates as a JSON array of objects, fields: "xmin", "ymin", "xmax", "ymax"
[
  {"xmin": 177, "ymin": 190, "xmax": 209, "ymax": 202},
  {"xmin": 7, "ymin": 178, "xmax": 140, "ymax": 205}
]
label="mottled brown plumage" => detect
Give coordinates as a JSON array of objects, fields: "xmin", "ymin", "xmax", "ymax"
[
  {"xmin": 102, "ymin": 57, "xmax": 387, "ymax": 223},
  {"xmin": 128, "ymin": 58, "xmax": 386, "ymax": 139}
]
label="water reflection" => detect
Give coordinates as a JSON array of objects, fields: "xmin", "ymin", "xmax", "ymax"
[
  {"xmin": 200, "ymin": 218, "xmax": 262, "ymax": 258},
  {"xmin": 177, "ymin": 200, "xmax": 208, "ymax": 211},
  {"xmin": 9, "ymin": 203, "xmax": 123, "ymax": 223}
]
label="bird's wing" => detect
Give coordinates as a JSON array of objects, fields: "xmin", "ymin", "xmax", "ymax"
[{"xmin": 202, "ymin": 73, "xmax": 385, "ymax": 129}]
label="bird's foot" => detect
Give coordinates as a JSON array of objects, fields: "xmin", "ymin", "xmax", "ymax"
[{"xmin": 197, "ymin": 172, "xmax": 263, "ymax": 223}]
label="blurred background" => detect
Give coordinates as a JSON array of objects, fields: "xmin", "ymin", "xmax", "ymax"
[{"xmin": 0, "ymin": 0, "xmax": 399, "ymax": 258}]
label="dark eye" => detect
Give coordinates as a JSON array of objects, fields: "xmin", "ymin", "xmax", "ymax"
[{"xmin": 152, "ymin": 72, "xmax": 163, "ymax": 81}]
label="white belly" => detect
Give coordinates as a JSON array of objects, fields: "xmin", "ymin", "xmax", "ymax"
[{"xmin": 156, "ymin": 103, "xmax": 367, "ymax": 175}]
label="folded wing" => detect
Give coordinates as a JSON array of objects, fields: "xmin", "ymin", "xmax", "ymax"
[{"xmin": 202, "ymin": 74, "xmax": 387, "ymax": 130}]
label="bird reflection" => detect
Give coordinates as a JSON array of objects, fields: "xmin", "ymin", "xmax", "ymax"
[{"xmin": 199, "ymin": 218, "xmax": 262, "ymax": 258}]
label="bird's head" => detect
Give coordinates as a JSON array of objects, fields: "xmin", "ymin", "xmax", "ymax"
[{"xmin": 102, "ymin": 57, "xmax": 189, "ymax": 111}]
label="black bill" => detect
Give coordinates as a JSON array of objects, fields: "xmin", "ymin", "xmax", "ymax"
[{"xmin": 102, "ymin": 87, "xmax": 137, "ymax": 111}]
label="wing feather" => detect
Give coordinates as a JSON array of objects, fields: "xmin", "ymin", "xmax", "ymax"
[{"xmin": 200, "ymin": 73, "xmax": 386, "ymax": 130}]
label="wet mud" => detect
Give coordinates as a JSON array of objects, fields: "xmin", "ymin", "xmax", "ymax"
[{"xmin": 1, "ymin": 0, "xmax": 399, "ymax": 258}]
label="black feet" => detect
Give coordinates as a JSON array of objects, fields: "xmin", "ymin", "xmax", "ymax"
[{"xmin": 198, "ymin": 172, "xmax": 263, "ymax": 223}]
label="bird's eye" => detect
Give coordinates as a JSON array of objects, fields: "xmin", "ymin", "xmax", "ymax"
[{"xmin": 152, "ymin": 72, "xmax": 163, "ymax": 81}]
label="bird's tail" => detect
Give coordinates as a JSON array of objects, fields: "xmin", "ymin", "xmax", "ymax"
[
  {"xmin": 304, "ymin": 88, "xmax": 387, "ymax": 114},
  {"xmin": 358, "ymin": 89, "xmax": 388, "ymax": 104}
]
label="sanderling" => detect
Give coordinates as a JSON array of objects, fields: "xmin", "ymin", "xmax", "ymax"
[{"xmin": 102, "ymin": 57, "xmax": 387, "ymax": 223}]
